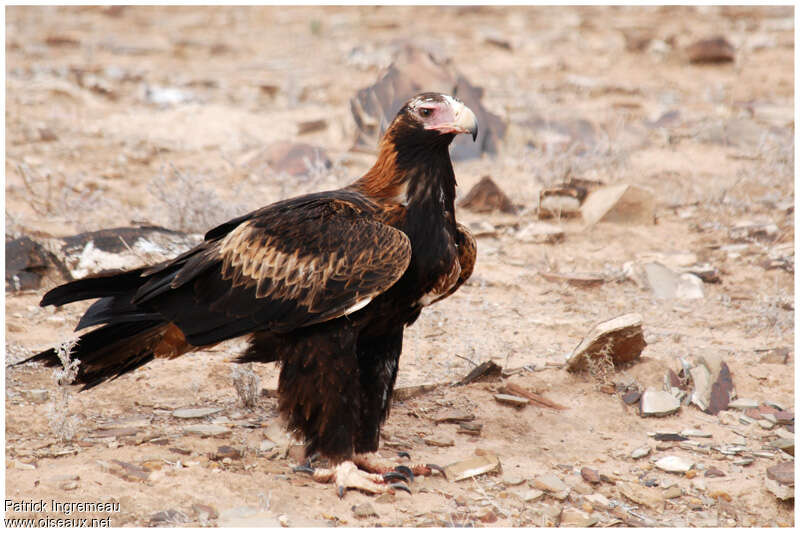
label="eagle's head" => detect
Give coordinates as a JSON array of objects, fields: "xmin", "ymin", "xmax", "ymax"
[
  {"xmin": 354, "ymin": 92, "xmax": 478, "ymax": 204},
  {"xmin": 390, "ymin": 93, "xmax": 478, "ymax": 146}
]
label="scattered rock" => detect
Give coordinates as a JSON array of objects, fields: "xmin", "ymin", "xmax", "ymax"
[
  {"xmin": 617, "ymin": 481, "xmax": 664, "ymax": 511},
  {"xmin": 709, "ymin": 489, "xmax": 731, "ymax": 502},
  {"xmin": 524, "ymin": 115, "xmax": 597, "ymax": 152},
  {"xmin": 584, "ymin": 493, "xmax": 610, "ymax": 509},
  {"xmin": 244, "ymin": 141, "xmax": 332, "ymax": 178},
  {"xmin": 686, "ymin": 37, "xmax": 735, "ymax": 63},
  {"xmin": 296, "ymin": 119, "xmax": 327, "ymax": 135},
  {"xmin": 20, "ymin": 389, "xmax": 49, "ymax": 403},
  {"xmin": 580, "ymin": 467, "xmax": 601, "ymax": 484},
  {"xmin": 350, "ymin": 44, "xmax": 506, "ymax": 161},
  {"xmin": 581, "ymin": 184, "xmax": 656, "ymax": 226},
  {"xmin": 502, "ymin": 473, "xmax": 526, "ymax": 486},
  {"xmin": 729, "ymin": 221, "xmax": 779, "ymax": 243},
  {"xmin": 766, "ymin": 462, "xmax": 793, "ymax": 486},
  {"xmin": 494, "ymin": 393, "xmax": 529, "ymax": 408},
  {"xmin": 765, "ymin": 462, "xmax": 794, "ymax": 500},
  {"xmin": 483, "ymin": 33, "xmax": 512, "ymax": 51},
  {"xmin": 182, "ymin": 424, "xmax": 232, "ymax": 438},
  {"xmin": 6, "ymin": 237, "xmax": 53, "ymax": 292},
  {"xmin": 172, "ymin": 407, "xmax": 223, "ymax": 419},
  {"xmin": 655, "ymin": 455, "xmax": 694, "ymax": 473},
  {"xmin": 533, "ymin": 473, "xmax": 570, "ymax": 500},
  {"xmin": 539, "ymin": 271, "xmax": 605, "ymax": 288},
  {"xmin": 457, "ymin": 421, "xmax": 483, "ymax": 435},
  {"xmin": 689, "ymin": 364, "xmax": 712, "ymax": 412},
  {"xmin": 516, "ymin": 222, "xmax": 565, "ymax": 244},
  {"xmin": 632, "ymin": 446, "xmax": 652, "ymax": 459},
  {"xmin": 707, "ymin": 361, "xmax": 734, "ymax": 415},
  {"xmin": 769, "ymin": 437, "xmax": 794, "ymax": 456},
  {"xmin": 622, "ymin": 390, "xmax": 642, "ymax": 405},
  {"xmin": 106, "ymin": 460, "xmax": 150, "ymax": 482},
  {"xmin": 49, "ymin": 226, "xmax": 199, "ymax": 280},
  {"xmin": 59, "ymin": 480, "xmax": 79, "ymax": 491},
  {"xmin": 458, "ymin": 176, "xmax": 516, "ymax": 213},
  {"xmin": 705, "ymin": 466, "xmax": 726, "ymax": 478},
  {"xmin": 149, "ymin": 509, "xmax": 189, "ymax": 526},
  {"xmin": 774, "ymin": 410, "xmax": 794, "ymax": 425},
  {"xmin": 663, "ymin": 485, "xmax": 682, "ymax": 499},
  {"xmin": 433, "ymin": 411, "xmax": 474, "ymax": 427},
  {"xmin": 499, "ymin": 382, "xmax": 567, "ymax": 410},
  {"xmin": 640, "ymin": 389, "xmax": 680, "ymax": 417},
  {"xmin": 423, "ymin": 436, "xmax": 454, "ymax": 447},
  {"xmin": 727, "ymin": 398, "xmax": 759, "ymax": 410},
  {"xmin": 192, "ymin": 503, "xmax": 219, "ymax": 520},
  {"xmin": 520, "ymin": 489, "xmax": 544, "ymax": 502},
  {"xmin": 643, "ymin": 262, "xmax": 704, "ymax": 300},
  {"xmin": 566, "ymin": 313, "xmax": 646, "ymax": 372},
  {"xmin": 143, "ymin": 85, "xmax": 196, "ymax": 106},
  {"xmin": 538, "ymin": 184, "xmax": 587, "ymax": 219},
  {"xmin": 211, "ymin": 446, "xmax": 242, "ymax": 460},
  {"xmin": 453, "ymin": 360, "xmax": 502, "ymax": 386},
  {"xmin": 758, "ymin": 347, "xmax": 790, "ymax": 365},
  {"xmin": 352, "ymin": 502, "xmax": 378, "ymax": 518},
  {"xmin": 443, "ymin": 452, "xmax": 501, "ymax": 481},
  {"xmin": 680, "ymin": 429, "xmax": 712, "ymax": 438},
  {"xmin": 560, "ymin": 508, "xmax": 598, "ymax": 527},
  {"xmin": 654, "ymin": 433, "xmax": 687, "ymax": 442}
]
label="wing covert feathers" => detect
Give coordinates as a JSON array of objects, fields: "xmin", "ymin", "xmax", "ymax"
[{"xmin": 132, "ymin": 193, "xmax": 412, "ymax": 345}]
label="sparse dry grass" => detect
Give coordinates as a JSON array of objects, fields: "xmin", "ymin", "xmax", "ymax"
[
  {"xmin": 47, "ymin": 340, "xmax": 81, "ymax": 442},
  {"xmin": 231, "ymin": 363, "xmax": 261, "ymax": 410}
]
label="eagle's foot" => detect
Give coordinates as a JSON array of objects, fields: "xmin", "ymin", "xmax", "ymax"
[
  {"xmin": 353, "ymin": 452, "xmax": 444, "ymax": 479},
  {"xmin": 295, "ymin": 460, "xmax": 411, "ymax": 498}
]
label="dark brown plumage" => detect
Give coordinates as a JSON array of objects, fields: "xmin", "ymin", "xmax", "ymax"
[{"xmin": 22, "ymin": 92, "xmax": 478, "ymax": 495}]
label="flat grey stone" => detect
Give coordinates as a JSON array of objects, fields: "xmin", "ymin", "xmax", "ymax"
[
  {"xmin": 560, "ymin": 508, "xmax": 598, "ymax": 527},
  {"xmin": 641, "ymin": 389, "xmax": 681, "ymax": 417},
  {"xmin": 183, "ymin": 424, "xmax": 232, "ymax": 438},
  {"xmin": 172, "ymin": 407, "xmax": 223, "ymax": 419},
  {"xmin": 631, "ymin": 446, "xmax": 652, "ymax": 459},
  {"xmin": 727, "ymin": 398, "xmax": 759, "ymax": 410},
  {"xmin": 654, "ymin": 455, "xmax": 694, "ymax": 473},
  {"xmin": 680, "ymin": 429, "xmax": 712, "ymax": 438},
  {"xmin": 520, "ymin": 488, "xmax": 544, "ymax": 502},
  {"xmin": 21, "ymin": 389, "xmax": 49, "ymax": 403}
]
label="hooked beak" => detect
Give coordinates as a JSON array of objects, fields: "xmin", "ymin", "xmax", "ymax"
[{"xmin": 427, "ymin": 101, "xmax": 479, "ymax": 142}]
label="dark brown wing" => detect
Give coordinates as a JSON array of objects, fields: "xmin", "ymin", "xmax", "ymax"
[{"xmin": 133, "ymin": 191, "xmax": 411, "ymax": 346}]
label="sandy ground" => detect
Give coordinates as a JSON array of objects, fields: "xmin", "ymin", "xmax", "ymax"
[{"xmin": 5, "ymin": 5, "xmax": 794, "ymax": 527}]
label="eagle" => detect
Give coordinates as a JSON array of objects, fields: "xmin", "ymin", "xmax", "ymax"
[{"xmin": 22, "ymin": 92, "xmax": 478, "ymax": 496}]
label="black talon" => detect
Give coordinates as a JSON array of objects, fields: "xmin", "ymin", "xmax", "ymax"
[
  {"xmin": 426, "ymin": 463, "xmax": 445, "ymax": 475},
  {"xmin": 382, "ymin": 471, "xmax": 409, "ymax": 483},
  {"xmin": 388, "ymin": 482, "xmax": 412, "ymax": 494},
  {"xmin": 306, "ymin": 452, "xmax": 320, "ymax": 465},
  {"xmin": 292, "ymin": 465, "xmax": 314, "ymax": 475},
  {"xmin": 394, "ymin": 465, "xmax": 414, "ymax": 482},
  {"xmin": 397, "ymin": 451, "xmax": 411, "ymax": 459}
]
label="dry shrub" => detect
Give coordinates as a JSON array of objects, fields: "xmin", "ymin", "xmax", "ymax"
[
  {"xmin": 47, "ymin": 340, "xmax": 81, "ymax": 442},
  {"xmin": 231, "ymin": 364, "xmax": 260, "ymax": 409}
]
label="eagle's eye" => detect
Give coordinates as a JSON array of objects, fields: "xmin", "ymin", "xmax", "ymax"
[{"xmin": 419, "ymin": 107, "xmax": 433, "ymax": 118}]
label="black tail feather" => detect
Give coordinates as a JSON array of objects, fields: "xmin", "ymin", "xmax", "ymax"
[
  {"xmin": 40, "ymin": 268, "xmax": 148, "ymax": 307},
  {"xmin": 18, "ymin": 320, "xmax": 166, "ymax": 390}
]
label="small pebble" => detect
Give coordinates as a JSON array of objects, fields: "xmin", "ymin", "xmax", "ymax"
[{"xmin": 631, "ymin": 446, "xmax": 651, "ymax": 459}]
